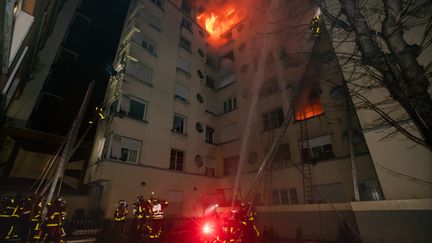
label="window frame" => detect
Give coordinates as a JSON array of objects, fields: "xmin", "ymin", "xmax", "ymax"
[
  {"xmin": 179, "ymin": 36, "xmax": 192, "ymax": 52},
  {"xmin": 205, "ymin": 126, "xmax": 215, "ymax": 144},
  {"xmin": 262, "ymin": 107, "xmax": 284, "ymax": 131},
  {"xmin": 172, "ymin": 113, "xmax": 187, "ymax": 134},
  {"xmin": 170, "ymin": 148, "xmax": 184, "ymax": 171},
  {"xmin": 223, "ymin": 96, "xmax": 237, "ymax": 113},
  {"xmin": 181, "ymin": 17, "xmax": 193, "ymax": 32}
]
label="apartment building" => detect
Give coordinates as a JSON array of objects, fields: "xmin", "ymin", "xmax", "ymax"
[{"xmin": 85, "ymin": 0, "xmax": 430, "ymax": 241}]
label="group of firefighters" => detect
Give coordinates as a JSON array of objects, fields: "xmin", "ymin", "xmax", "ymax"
[
  {"xmin": 201, "ymin": 202, "xmax": 260, "ymax": 243},
  {"xmin": 0, "ymin": 194, "xmax": 67, "ymax": 242},
  {"xmin": 112, "ymin": 192, "xmax": 169, "ymax": 241}
]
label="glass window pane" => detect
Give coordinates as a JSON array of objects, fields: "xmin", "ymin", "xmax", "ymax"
[{"xmin": 129, "ymin": 99, "xmax": 145, "ymax": 120}]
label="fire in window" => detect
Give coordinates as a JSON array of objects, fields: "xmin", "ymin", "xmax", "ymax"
[{"xmin": 295, "ymin": 89, "xmax": 323, "ymax": 121}]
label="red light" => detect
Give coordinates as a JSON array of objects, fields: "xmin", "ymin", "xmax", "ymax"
[{"xmin": 202, "ymin": 223, "xmax": 213, "ymax": 234}]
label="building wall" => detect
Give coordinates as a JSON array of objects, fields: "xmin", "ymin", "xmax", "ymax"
[
  {"xmin": 320, "ymin": 0, "xmax": 432, "ymax": 200},
  {"xmin": 86, "ymin": 0, "xmax": 381, "ymax": 218}
]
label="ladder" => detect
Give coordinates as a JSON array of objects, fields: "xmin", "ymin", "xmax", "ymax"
[
  {"xmin": 299, "ymin": 116, "xmax": 313, "ymax": 203},
  {"xmin": 263, "ymin": 160, "xmax": 273, "ymax": 205}
]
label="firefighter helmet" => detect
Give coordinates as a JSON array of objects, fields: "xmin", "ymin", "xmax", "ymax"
[{"xmin": 119, "ymin": 200, "xmax": 128, "ymax": 207}]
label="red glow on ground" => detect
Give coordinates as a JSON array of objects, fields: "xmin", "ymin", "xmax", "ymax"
[{"xmin": 196, "ymin": 3, "xmax": 245, "ymax": 45}]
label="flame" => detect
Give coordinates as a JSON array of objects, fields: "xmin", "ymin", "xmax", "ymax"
[
  {"xmin": 295, "ymin": 95, "xmax": 324, "ymax": 120},
  {"xmin": 196, "ymin": 3, "xmax": 245, "ymax": 45}
]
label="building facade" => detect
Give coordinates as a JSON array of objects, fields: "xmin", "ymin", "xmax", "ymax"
[{"xmin": 85, "ymin": 0, "xmax": 431, "ymax": 241}]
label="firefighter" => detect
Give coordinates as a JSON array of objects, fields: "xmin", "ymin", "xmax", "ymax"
[
  {"xmin": 17, "ymin": 195, "xmax": 32, "ymax": 241},
  {"xmin": 29, "ymin": 197, "xmax": 44, "ymax": 241},
  {"xmin": 114, "ymin": 200, "xmax": 128, "ymax": 234},
  {"xmin": 148, "ymin": 192, "xmax": 168, "ymax": 239},
  {"xmin": 0, "ymin": 195, "xmax": 20, "ymax": 240},
  {"xmin": 40, "ymin": 196, "xmax": 67, "ymax": 243},
  {"xmin": 132, "ymin": 195, "xmax": 151, "ymax": 234},
  {"xmin": 239, "ymin": 202, "xmax": 260, "ymax": 242},
  {"xmin": 222, "ymin": 208, "xmax": 242, "ymax": 242}
]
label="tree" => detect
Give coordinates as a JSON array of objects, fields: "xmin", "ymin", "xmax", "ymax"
[{"xmin": 314, "ymin": 0, "xmax": 432, "ymax": 151}]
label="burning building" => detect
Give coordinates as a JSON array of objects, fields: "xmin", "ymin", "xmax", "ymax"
[{"xmin": 84, "ymin": 0, "xmax": 431, "ymax": 241}]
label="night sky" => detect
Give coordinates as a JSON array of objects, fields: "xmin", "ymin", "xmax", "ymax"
[{"xmin": 29, "ymin": 0, "xmax": 131, "ymax": 139}]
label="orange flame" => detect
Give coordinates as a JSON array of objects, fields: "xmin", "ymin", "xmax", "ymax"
[{"xmin": 196, "ymin": 4, "xmax": 244, "ymax": 45}]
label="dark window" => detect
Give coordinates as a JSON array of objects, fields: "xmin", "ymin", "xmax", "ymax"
[
  {"xmin": 170, "ymin": 149, "xmax": 184, "ymax": 171},
  {"xmin": 150, "ymin": 0, "xmax": 164, "ymax": 8},
  {"xmin": 260, "ymin": 78, "xmax": 279, "ymax": 98},
  {"xmin": 179, "ymin": 37, "xmax": 191, "ymax": 52},
  {"xmin": 262, "ymin": 107, "xmax": 284, "ymax": 130},
  {"xmin": 223, "ymin": 155, "xmax": 238, "ymax": 176},
  {"xmin": 181, "ymin": 1, "xmax": 191, "ymax": 13},
  {"xmin": 280, "ymin": 189, "xmax": 289, "ymax": 204},
  {"xmin": 310, "ymin": 143, "xmax": 334, "ymax": 161},
  {"xmin": 273, "ymin": 144, "xmax": 290, "ymax": 168},
  {"xmin": 272, "ymin": 190, "xmax": 280, "ymax": 205},
  {"xmin": 198, "ymin": 48, "xmax": 205, "ymax": 57},
  {"xmin": 129, "ymin": 99, "xmax": 146, "ymax": 120},
  {"xmin": 181, "ymin": 17, "xmax": 192, "ymax": 32},
  {"xmin": 120, "ymin": 148, "xmax": 137, "ymax": 163},
  {"xmin": 223, "ymin": 96, "xmax": 237, "ymax": 113},
  {"xmin": 205, "ymin": 126, "xmax": 215, "ymax": 144},
  {"xmin": 173, "ymin": 114, "xmax": 186, "ymax": 134},
  {"xmin": 206, "ymin": 76, "xmax": 215, "ymax": 89},
  {"xmin": 195, "ymin": 122, "xmax": 203, "ymax": 133},
  {"xmin": 222, "ymin": 51, "xmax": 234, "ymax": 60}
]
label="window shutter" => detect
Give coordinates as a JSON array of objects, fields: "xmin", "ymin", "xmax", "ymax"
[
  {"xmin": 97, "ymin": 137, "xmax": 106, "ymax": 159},
  {"xmin": 175, "ymin": 83, "xmax": 188, "ymax": 100},
  {"xmin": 221, "ymin": 123, "xmax": 239, "ymax": 143},
  {"xmin": 121, "ymin": 137, "xmax": 141, "ymax": 150},
  {"xmin": 309, "ymin": 135, "xmax": 331, "ymax": 147},
  {"xmin": 177, "ymin": 57, "xmax": 190, "ymax": 73}
]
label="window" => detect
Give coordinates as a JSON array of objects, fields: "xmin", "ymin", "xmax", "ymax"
[
  {"xmin": 358, "ymin": 179, "xmax": 383, "ymax": 201},
  {"xmin": 205, "ymin": 126, "xmax": 215, "ymax": 144},
  {"xmin": 119, "ymin": 95, "xmax": 148, "ymax": 121},
  {"xmin": 109, "ymin": 135, "xmax": 141, "ymax": 164},
  {"xmin": 260, "ymin": 78, "xmax": 279, "ymax": 98},
  {"xmin": 272, "ymin": 144, "xmax": 290, "ymax": 168},
  {"xmin": 181, "ymin": 17, "xmax": 192, "ymax": 32},
  {"xmin": 220, "ymin": 123, "xmax": 240, "ymax": 143},
  {"xmin": 125, "ymin": 61, "xmax": 153, "ymax": 84},
  {"xmin": 181, "ymin": 1, "xmax": 191, "ymax": 13},
  {"xmin": 223, "ymin": 155, "xmax": 239, "ymax": 176},
  {"xmin": 177, "ymin": 57, "xmax": 190, "ymax": 74},
  {"xmin": 132, "ymin": 33, "xmax": 157, "ymax": 55},
  {"xmin": 262, "ymin": 107, "xmax": 284, "ymax": 130},
  {"xmin": 222, "ymin": 50, "xmax": 234, "ymax": 60},
  {"xmin": 206, "ymin": 76, "xmax": 215, "ymax": 89},
  {"xmin": 295, "ymin": 91, "xmax": 323, "ymax": 120},
  {"xmin": 223, "ymin": 96, "xmax": 237, "ymax": 113},
  {"xmin": 173, "ymin": 113, "xmax": 186, "ymax": 134},
  {"xmin": 197, "ymin": 70, "xmax": 205, "ymax": 79},
  {"xmin": 175, "ymin": 83, "xmax": 188, "ymax": 101},
  {"xmin": 138, "ymin": 9, "xmax": 161, "ymax": 31},
  {"xmin": 170, "ymin": 149, "xmax": 184, "ymax": 171},
  {"xmin": 150, "ymin": 0, "xmax": 164, "ymax": 8},
  {"xmin": 304, "ymin": 135, "xmax": 334, "ymax": 162},
  {"xmin": 179, "ymin": 37, "xmax": 191, "ymax": 52},
  {"xmin": 271, "ymin": 188, "xmax": 298, "ymax": 205}
]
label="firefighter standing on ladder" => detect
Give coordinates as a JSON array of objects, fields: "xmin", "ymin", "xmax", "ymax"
[
  {"xmin": 40, "ymin": 196, "xmax": 67, "ymax": 243},
  {"xmin": 148, "ymin": 192, "xmax": 168, "ymax": 240}
]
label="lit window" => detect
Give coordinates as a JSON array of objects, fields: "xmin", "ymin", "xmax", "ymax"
[
  {"xmin": 119, "ymin": 95, "xmax": 148, "ymax": 121},
  {"xmin": 181, "ymin": 17, "xmax": 193, "ymax": 32},
  {"xmin": 223, "ymin": 96, "xmax": 237, "ymax": 113},
  {"xmin": 170, "ymin": 149, "xmax": 184, "ymax": 171},
  {"xmin": 109, "ymin": 135, "xmax": 141, "ymax": 164},
  {"xmin": 179, "ymin": 37, "xmax": 191, "ymax": 52},
  {"xmin": 205, "ymin": 126, "xmax": 215, "ymax": 144},
  {"xmin": 262, "ymin": 107, "xmax": 284, "ymax": 131},
  {"xmin": 295, "ymin": 92, "xmax": 323, "ymax": 120},
  {"xmin": 173, "ymin": 113, "xmax": 186, "ymax": 134}
]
